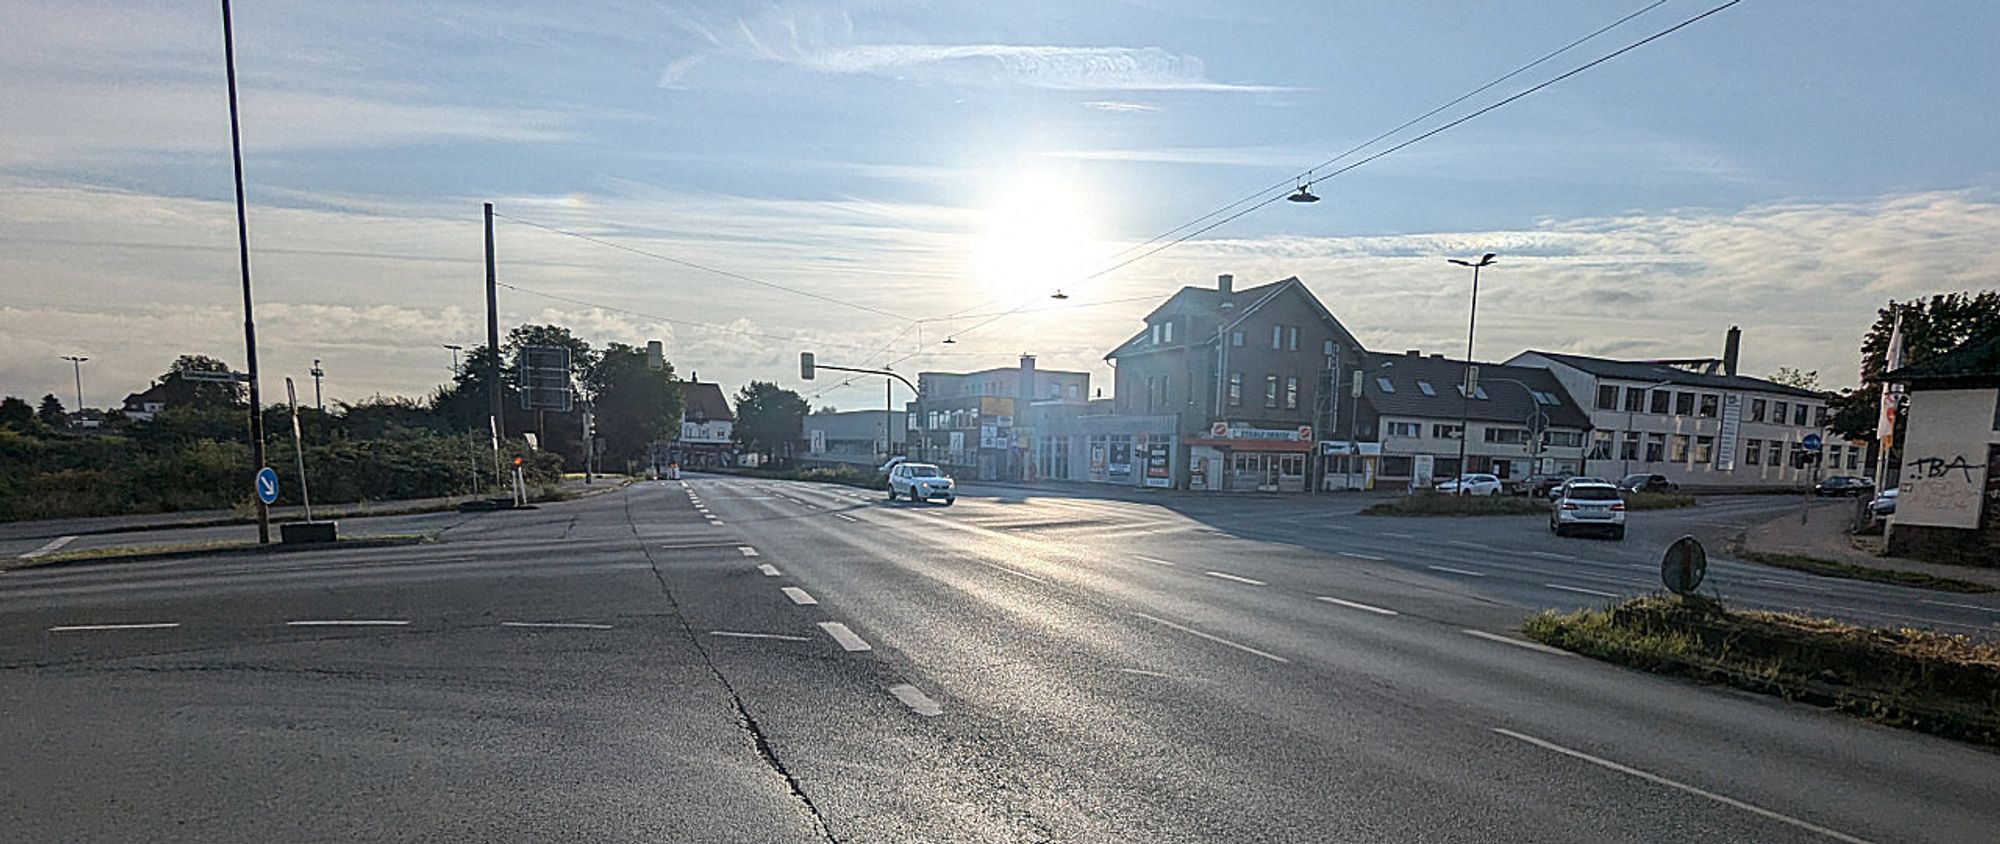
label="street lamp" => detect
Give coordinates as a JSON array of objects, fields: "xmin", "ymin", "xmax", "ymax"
[
  {"xmin": 59, "ymin": 355, "xmax": 88, "ymax": 414},
  {"xmin": 310, "ymin": 359, "xmax": 324, "ymax": 413},
  {"xmin": 442, "ymin": 344, "xmax": 464, "ymax": 374},
  {"xmin": 1446, "ymin": 253, "xmax": 1496, "ymax": 493}
]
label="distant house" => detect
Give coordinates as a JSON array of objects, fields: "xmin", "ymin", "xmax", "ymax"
[
  {"xmin": 120, "ymin": 383, "xmax": 172, "ymax": 422},
  {"xmin": 673, "ymin": 380, "xmax": 736, "ymax": 468},
  {"xmin": 1345, "ymin": 350, "xmax": 1593, "ymax": 491},
  {"xmin": 1880, "ymin": 328, "xmax": 2000, "ymax": 559},
  {"xmin": 803, "ymin": 409, "xmax": 906, "ymax": 467}
]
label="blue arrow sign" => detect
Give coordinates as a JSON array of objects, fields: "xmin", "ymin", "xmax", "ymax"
[
  {"xmin": 1802, "ymin": 433, "xmax": 1823, "ymax": 451},
  {"xmin": 255, "ymin": 467, "xmax": 279, "ymax": 505}
]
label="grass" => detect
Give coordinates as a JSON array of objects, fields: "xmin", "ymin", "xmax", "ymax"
[
  {"xmin": 1620, "ymin": 491, "xmax": 1696, "ymax": 510},
  {"xmin": 1359, "ymin": 492, "xmax": 1549, "ymax": 517},
  {"xmin": 1736, "ymin": 550, "xmax": 1994, "ymax": 594},
  {"xmin": 1525, "ymin": 594, "xmax": 2000, "ymax": 746},
  {"xmin": 6, "ymin": 533, "xmax": 431, "ymax": 571}
]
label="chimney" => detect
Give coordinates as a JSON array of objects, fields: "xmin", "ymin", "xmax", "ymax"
[
  {"xmin": 1405, "ymin": 349, "xmax": 1422, "ymax": 357},
  {"xmin": 1723, "ymin": 326, "xmax": 1741, "ymax": 377},
  {"xmin": 1019, "ymin": 354, "xmax": 1037, "ymax": 401},
  {"xmin": 1217, "ymin": 273, "xmax": 1234, "ymax": 293}
]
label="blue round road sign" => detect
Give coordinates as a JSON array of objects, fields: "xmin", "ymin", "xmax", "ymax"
[
  {"xmin": 1802, "ymin": 433, "xmax": 1823, "ymax": 451},
  {"xmin": 255, "ymin": 467, "xmax": 279, "ymax": 505}
]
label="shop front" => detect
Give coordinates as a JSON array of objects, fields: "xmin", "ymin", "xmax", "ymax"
[{"xmin": 1185, "ymin": 422, "xmax": 1315, "ymax": 492}]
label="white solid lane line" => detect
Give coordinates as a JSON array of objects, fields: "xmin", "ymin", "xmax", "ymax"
[
  {"xmin": 1339, "ymin": 551, "xmax": 1386, "ymax": 561},
  {"xmin": 1381, "ymin": 531, "xmax": 1415, "ymax": 539},
  {"xmin": 1134, "ymin": 555, "xmax": 1178, "ymax": 567},
  {"xmin": 1491, "ymin": 728, "xmax": 1877, "ymax": 844},
  {"xmin": 1461, "ymin": 629, "xmax": 1573, "ymax": 656},
  {"xmin": 1447, "ymin": 540, "xmax": 1486, "ymax": 550},
  {"xmin": 501, "ymin": 621, "xmax": 613, "ymax": 630},
  {"xmin": 1922, "ymin": 599, "xmax": 2000, "ymax": 614},
  {"xmin": 19, "ymin": 535, "xmax": 77, "ymax": 559},
  {"xmin": 738, "ymin": 546, "xmax": 759, "ymax": 556},
  {"xmin": 757, "ymin": 563, "xmax": 781, "ymax": 577},
  {"xmin": 972, "ymin": 559, "xmax": 1048, "ymax": 583},
  {"xmin": 1545, "ymin": 583, "xmax": 1620, "ymax": 598},
  {"xmin": 888, "ymin": 684, "xmax": 943, "ymax": 716},
  {"xmin": 1132, "ymin": 611, "xmax": 1289, "ymax": 664},
  {"xmin": 1757, "ymin": 578, "xmax": 1833, "ymax": 593},
  {"xmin": 1427, "ymin": 565, "xmax": 1488, "ymax": 577},
  {"xmin": 781, "ymin": 587, "xmax": 818, "ymax": 605},
  {"xmin": 1316, "ymin": 596, "xmax": 1399, "ymax": 616},
  {"xmin": 48, "ymin": 622, "xmax": 180, "ymax": 632},
  {"xmin": 286, "ymin": 619, "xmax": 411, "ymax": 627},
  {"xmin": 709, "ymin": 630, "xmax": 812, "ymax": 641},
  {"xmin": 1531, "ymin": 551, "xmax": 1583, "ymax": 562},
  {"xmin": 817, "ymin": 621, "xmax": 873, "ymax": 651},
  {"xmin": 1204, "ymin": 570, "xmax": 1267, "ymax": 586},
  {"xmin": 834, "ymin": 513, "xmax": 860, "ymax": 522}
]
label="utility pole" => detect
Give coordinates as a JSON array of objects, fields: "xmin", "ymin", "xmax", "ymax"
[
  {"xmin": 310, "ymin": 359, "xmax": 324, "ymax": 413},
  {"xmin": 60, "ymin": 355, "xmax": 88, "ymax": 414},
  {"xmin": 485, "ymin": 202, "xmax": 504, "ymax": 453},
  {"xmin": 1448, "ymin": 253, "xmax": 1496, "ymax": 494},
  {"xmin": 220, "ymin": 0, "xmax": 269, "ymax": 544}
]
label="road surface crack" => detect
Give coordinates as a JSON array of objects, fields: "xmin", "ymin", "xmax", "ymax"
[{"xmin": 625, "ymin": 493, "xmax": 841, "ymax": 844}]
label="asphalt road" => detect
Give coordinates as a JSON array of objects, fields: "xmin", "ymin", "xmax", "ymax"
[{"xmin": 2, "ymin": 476, "xmax": 1994, "ymax": 842}]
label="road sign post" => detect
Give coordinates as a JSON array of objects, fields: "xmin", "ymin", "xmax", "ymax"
[
  {"xmin": 285, "ymin": 377, "xmax": 313, "ymax": 522},
  {"xmin": 255, "ymin": 466, "xmax": 279, "ymax": 506},
  {"xmin": 1662, "ymin": 535, "xmax": 1707, "ymax": 595}
]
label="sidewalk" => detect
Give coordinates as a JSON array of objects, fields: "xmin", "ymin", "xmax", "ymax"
[{"xmin": 1739, "ymin": 501, "xmax": 2000, "ymax": 590}]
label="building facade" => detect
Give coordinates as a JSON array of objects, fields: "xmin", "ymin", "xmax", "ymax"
[
  {"xmin": 1509, "ymin": 330, "xmax": 1830, "ymax": 489},
  {"xmin": 1333, "ymin": 351, "xmax": 1592, "ymax": 491},
  {"xmin": 671, "ymin": 381, "xmax": 736, "ymax": 468},
  {"xmin": 1105, "ymin": 274, "xmax": 1368, "ymax": 492},
  {"xmin": 1881, "ymin": 328, "xmax": 2000, "ymax": 559},
  {"xmin": 908, "ymin": 355, "xmax": 1090, "ymax": 481},
  {"xmin": 802, "ymin": 409, "xmax": 905, "ymax": 467}
]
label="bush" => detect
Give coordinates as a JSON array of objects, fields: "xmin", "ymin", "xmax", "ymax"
[
  {"xmin": 1621, "ymin": 491, "xmax": 1696, "ymax": 510},
  {"xmin": 1360, "ymin": 492, "xmax": 1549, "ymax": 517},
  {"xmin": 1526, "ymin": 595, "xmax": 2000, "ymax": 746}
]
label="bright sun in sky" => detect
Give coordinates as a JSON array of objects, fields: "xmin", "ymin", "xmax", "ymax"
[{"xmin": 971, "ymin": 176, "xmax": 1100, "ymax": 301}]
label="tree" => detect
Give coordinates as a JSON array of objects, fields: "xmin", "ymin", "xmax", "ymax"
[
  {"xmin": 586, "ymin": 343, "xmax": 682, "ymax": 465},
  {"xmin": 1766, "ymin": 367, "xmax": 1819, "ymax": 391},
  {"xmin": 157, "ymin": 355, "xmax": 245, "ymax": 408},
  {"xmin": 37, "ymin": 394, "xmax": 67, "ymax": 428},
  {"xmin": 505, "ymin": 324, "xmax": 598, "ymax": 386},
  {"xmin": 0, "ymin": 396, "xmax": 37, "ymax": 433},
  {"xmin": 1829, "ymin": 291, "xmax": 2000, "ymax": 441},
  {"xmin": 733, "ymin": 381, "xmax": 808, "ymax": 460}
]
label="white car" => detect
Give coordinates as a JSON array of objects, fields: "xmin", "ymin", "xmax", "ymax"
[
  {"xmin": 887, "ymin": 462, "xmax": 955, "ymax": 505},
  {"xmin": 1434, "ymin": 473, "xmax": 1502, "ymax": 496},
  {"xmin": 1550, "ymin": 482, "xmax": 1626, "ymax": 540}
]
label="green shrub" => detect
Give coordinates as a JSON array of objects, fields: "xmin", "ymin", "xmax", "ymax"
[
  {"xmin": 1621, "ymin": 491, "xmax": 1696, "ymax": 510},
  {"xmin": 1360, "ymin": 492, "xmax": 1549, "ymax": 517}
]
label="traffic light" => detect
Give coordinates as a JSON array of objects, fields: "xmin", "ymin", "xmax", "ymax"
[{"xmin": 800, "ymin": 352, "xmax": 816, "ymax": 381}]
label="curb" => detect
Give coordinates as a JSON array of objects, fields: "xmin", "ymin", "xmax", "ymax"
[{"xmin": 4, "ymin": 535, "xmax": 431, "ymax": 572}]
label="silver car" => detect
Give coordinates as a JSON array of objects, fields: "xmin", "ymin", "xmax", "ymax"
[
  {"xmin": 1550, "ymin": 482, "xmax": 1626, "ymax": 540},
  {"xmin": 887, "ymin": 462, "xmax": 956, "ymax": 505}
]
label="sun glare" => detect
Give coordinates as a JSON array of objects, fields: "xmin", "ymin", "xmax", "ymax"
[{"xmin": 972, "ymin": 177, "xmax": 1099, "ymax": 299}]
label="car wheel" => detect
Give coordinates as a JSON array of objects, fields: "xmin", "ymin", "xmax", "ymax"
[
  {"xmin": 1553, "ymin": 524, "xmax": 1567, "ymax": 538},
  {"xmin": 942, "ymin": 496, "xmax": 955, "ymax": 506},
  {"xmin": 886, "ymin": 487, "xmax": 896, "ymax": 501},
  {"xmin": 1611, "ymin": 526, "xmax": 1625, "ymax": 541},
  {"xmin": 1548, "ymin": 517, "xmax": 1557, "ymax": 533}
]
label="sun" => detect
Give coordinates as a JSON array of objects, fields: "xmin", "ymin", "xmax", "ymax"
[{"xmin": 971, "ymin": 176, "xmax": 1099, "ymax": 298}]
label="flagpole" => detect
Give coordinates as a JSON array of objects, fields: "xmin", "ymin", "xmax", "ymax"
[{"xmin": 1875, "ymin": 306, "xmax": 1904, "ymax": 488}]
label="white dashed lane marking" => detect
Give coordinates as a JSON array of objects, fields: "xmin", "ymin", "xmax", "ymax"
[
  {"xmin": 287, "ymin": 619, "xmax": 411, "ymax": 627},
  {"xmin": 1427, "ymin": 565, "xmax": 1487, "ymax": 578},
  {"xmin": 1462, "ymin": 629, "xmax": 1573, "ymax": 656},
  {"xmin": 1134, "ymin": 555, "xmax": 1178, "ymax": 567},
  {"xmin": 737, "ymin": 546, "xmax": 759, "ymax": 556},
  {"xmin": 1339, "ymin": 552, "xmax": 1385, "ymax": 561},
  {"xmin": 888, "ymin": 684, "xmax": 943, "ymax": 716},
  {"xmin": 1316, "ymin": 596, "xmax": 1399, "ymax": 616},
  {"xmin": 817, "ymin": 622, "xmax": 873, "ymax": 651},
  {"xmin": 47, "ymin": 622, "xmax": 180, "ymax": 632},
  {"xmin": 501, "ymin": 621, "xmax": 613, "ymax": 630},
  {"xmin": 1204, "ymin": 570, "xmax": 1266, "ymax": 586},
  {"xmin": 757, "ymin": 563, "xmax": 781, "ymax": 577},
  {"xmin": 781, "ymin": 587, "xmax": 818, "ymax": 605},
  {"xmin": 18, "ymin": 535, "xmax": 77, "ymax": 559},
  {"xmin": 834, "ymin": 513, "xmax": 860, "ymax": 522},
  {"xmin": 709, "ymin": 630, "xmax": 812, "ymax": 642},
  {"xmin": 1132, "ymin": 612, "xmax": 1288, "ymax": 664},
  {"xmin": 1545, "ymin": 583, "xmax": 1620, "ymax": 598}
]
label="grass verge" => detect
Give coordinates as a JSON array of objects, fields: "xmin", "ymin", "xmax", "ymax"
[
  {"xmin": 1359, "ymin": 493, "xmax": 1548, "ymax": 517},
  {"xmin": 1524, "ymin": 594, "xmax": 2000, "ymax": 746},
  {"xmin": 1620, "ymin": 491, "xmax": 1696, "ymax": 510},
  {"xmin": 709, "ymin": 465, "xmax": 886, "ymax": 491},
  {"xmin": 5, "ymin": 533, "xmax": 431, "ymax": 571},
  {"xmin": 1737, "ymin": 550, "xmax": 1994, "ymax": 594}
]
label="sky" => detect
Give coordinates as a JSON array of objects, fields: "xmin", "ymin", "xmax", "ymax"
[{"xmin": 4, "ymin": 0, "xmax": 1998, "ymax": 414}]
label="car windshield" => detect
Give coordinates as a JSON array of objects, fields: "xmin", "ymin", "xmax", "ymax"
[
  {"xmin": 907, "ymin": 466, "xmax": 941, "ymax": 478},
  {"xmin": 1566, "ymin": 486, "xmax": 1621, "ymax": 501}
]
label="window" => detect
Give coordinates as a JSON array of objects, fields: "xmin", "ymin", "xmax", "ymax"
[
  {"xmin": 1698, "ymin": 394, "xmax": 1719, "ymax": 418},
  {"xmin": 1772, "ymin": 400, "xmax": 1787, "ymax": 423},
  {"xmin": 1596, "ymin": 385, "xmax": 1619, "ymax": 410},
  {"xmin": 1767, "ymin": 441, "xmax": 1783, "ymax": 466},
  {"xmin": 1231, "ymin": 330, "xmax": 1243, "ymax": 347},
  {"xmin": 1380, "ymin": 455, "xmax": 1413, "ymax": 478},
  {"xmin": 1793, "ymin": 404, "xmax": 1808, "ymax": 426},
  {"xmin": 1675, "ymin": 392, "xmax": 1695, "ymax": 416},
  {"xmin": 1483, "ymin": 428, "xmax": 1528, "ymax": 444},
  {"xmin": 1144, "ymin": 376, "xmax": 1155, "ymax": 413},
  {"xmin": 1670, "ymin": 434, "xmax": 1691, "ymax": 463},
  {"xmin": 1645, "ymin": 433, "xmax": 1666, "ymax": 463},
  {"xmin": 1621, "ymin": 431, "xmax": 1641, "ymax": 461},
  {"xmin": 1431, "ymin": 423, "xmax": 1462, "ymax": 439},
  {"xmin": 1377, "ymin": 376, "xmax": 1395, "ymax": 393},
  {"xmin": 1847, "ymin": 450, "xmax": 1860, "ymax": 470},
  {"xmin": 1750, "ymin": 399, "xmax": 1767, "ymax": 422},
  {"xmin": 1744, "ymin": 438, "xmax": 1762, "ymax": 465},
  {"xmin": 1457, "ymin": 384, "xmax": 1490, "ymax": 400},
  {"xmin": 1545, "ymin": 430, "xmax": 1584, "ymax": 448},
  {"xmin": 1228, "ymin": 373, "xmax": 1242, "ymax": 406},
  {"xmin": 1417, "ymin": 380, "xmax": 1436, "ymax": 396},
  {"xmin": 1649, "ymin": 390, "xmax": 1671, "ymax": 414},
  {"xmin": 1828, "ymin": 444, "xmax": 1843, "ymax": 465},
  {"xmin": 1815, "ymin": 406, "xmax": 1828, "ymax": 428},
  {"xmin": 1323, "ymin": 340, "xmax": 1335, "ymax": 355},
  {"xmin": 1385, "ymin": 421, "xmax": 1421, "ymax": 437},
  {"xmin": 1694, "ymin": 435, "xmax": 1714, "ymax": 463},
  {"xmin": 1163, "ymin": 321, "xmax": 1174, "ymax": 343},
  {"xmin": 1272, "ymin": 325, "xmax": 1283, "ymax": 349},
  {"xmin": 1622, "ymin": 387, "xmax": 1645, "ymax": 412},
  {"xmin": 1535, "ymin": 389, "xmax": 1562, "ymax": 406},
  {"xmin": 1265, "ymin": 374, "xmax": 1278, "ymax": 408},
  {"xmin": 1151, "ymin": 324, "xmax": 1161, "ymax": 344},
  {"xmin": 1286, "ymin": 326, "xmax": 1299, "ymax": 351},
  {"xmin": 1285, "ymin": 376, "xmax": 1298, "ymax": 409},
  {"xmin": 1588, "ymin": 431, "xmax": 1614, "ymax": 460}
]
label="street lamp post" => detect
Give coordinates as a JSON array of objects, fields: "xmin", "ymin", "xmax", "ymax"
[
  {"xmin": 60, "ymin": 355, "xmax": 88, "ymax": 414},
  {"xmin": 310, "ymin": 359, "xmax": 324, "ymax": 413},
  {"xmin": 219, "ymin": 0, "xmax": 270, "ymax": 544},
  {"xmin": 1446, "ymin": 253, "xmax": 1496, "ymax": 494},
  {"xmin": 443, "ymin": 344, "xmax": 463, "ymax": 374}
]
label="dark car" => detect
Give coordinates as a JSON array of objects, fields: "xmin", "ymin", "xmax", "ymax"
[
  {"xmin": 1513, "ymin": 472, "xmax": 1574, "ymax": 498},
  {"xmin": 1618, "ymin": 473, "xmax": 1678, "ymax": 494},
  {"xmin": 1814, "ymin": 475, "xmax": 1875, "ymax": 497}
]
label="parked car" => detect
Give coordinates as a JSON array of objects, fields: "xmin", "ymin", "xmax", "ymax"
[
  {"xmin": 1512, "ymin": 472, "xmax": 1574, "ymax": 498},
  {"xmin": 1618, "ymin": 473, "xmax": 1679, "ymax": 494},
  {"xmin": 1814, "ymin": 475, "xmax": 1875, "ymax": 497},
  {"xmin": 1863, "ymin": 487, "xmax": 1899, "ymax": 531},
  {"xmin": 1547, "ymin": 476, "xmax": 1612, "ymax": 501},
  {"xmin": 1550, "ymin": 482, "xmax": 1626, "ymax": 539},
  {"xmin": 887, "ymin": 462, "xmax": 955, "ymax": 505},
  {"xmin": 1434, "ymin": 473, "xmax": 1503, "ymax": 496}
]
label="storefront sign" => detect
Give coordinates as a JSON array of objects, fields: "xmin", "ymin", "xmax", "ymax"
[
  {"xmin": 1209, "ymin": 422, "xmax": 1313, "ymax": 441},
  {"xmin": 1715, "ymin": 394, "xmax": 1743, "ymax": 471},
  {"xmin": 1319, "ymin": 441, "xmax": 1382, "ymax": 456},
  {"xmin": 1144, "ymin": 442, "xmax": 1172, "ymax": 488},
  {"xmin": 1109, "ymin": 442, "xmax": 1133, "ymax": 477}
]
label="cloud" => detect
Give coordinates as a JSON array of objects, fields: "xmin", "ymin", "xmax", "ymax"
[
  {"xmin": 1080, "ymin": 101, "xmax": 1160, "ymax": 113},
  {"xmin": 779, "ymin": 44, "xmax": 1290, "ymax": 91}
]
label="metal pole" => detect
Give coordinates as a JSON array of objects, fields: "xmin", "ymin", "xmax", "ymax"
[
  {"xmin": 62, "ymin": 355, "xmax": 87, "ymax": 413},
  {"xmin": 220, "ymin": 0, "xmax": 270, "ymax": 544},
  {"xmin": 485, "ymin": 202, "xmax": 504, "ymax": 445},
  {"xmin": 1455, "ymin": 262, "xmax": 1479, "ymax": 494},
  {"xmin": 886, "ymin": 376, "xmax": 893, "ymax": 461},
  {"xmin": 311, "ymin": 359, "xmax": 324, "ymax": 413}
]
